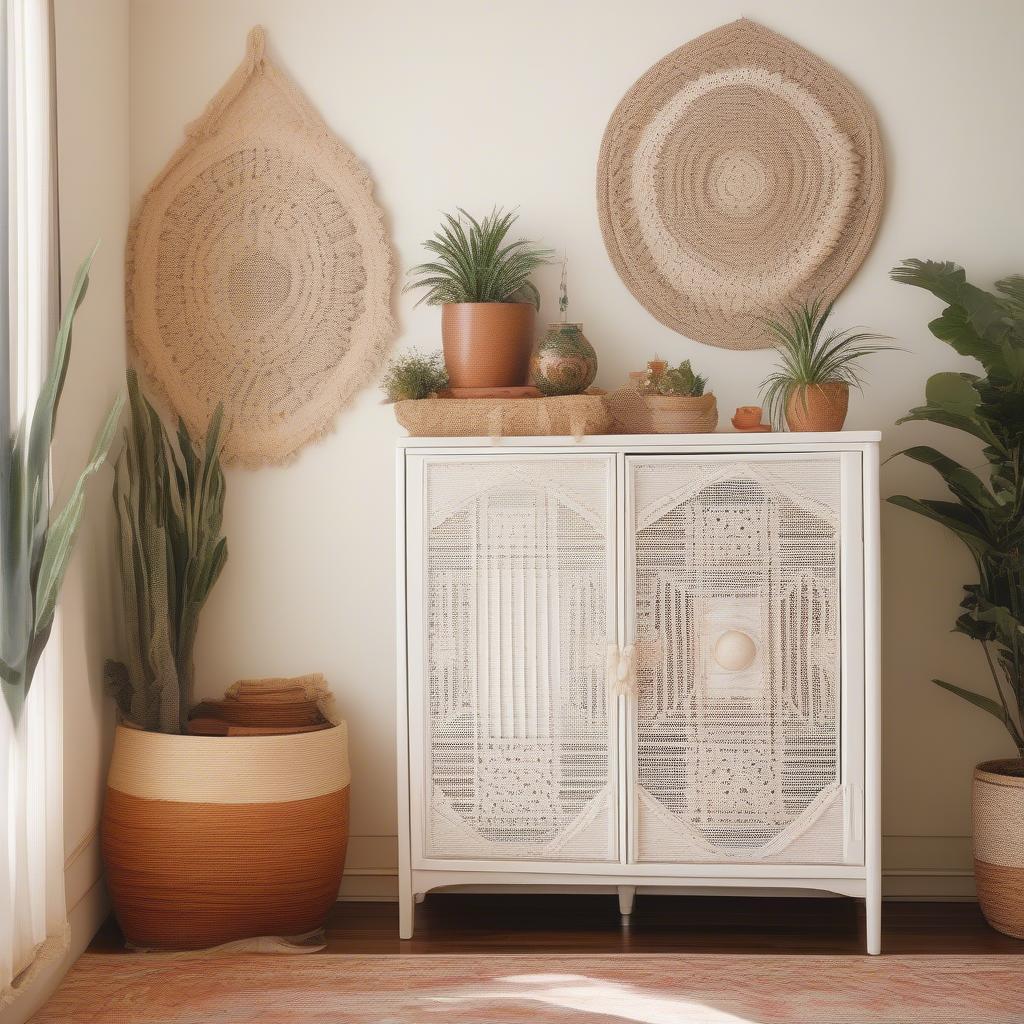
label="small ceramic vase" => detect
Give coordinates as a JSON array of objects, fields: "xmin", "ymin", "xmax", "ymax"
[{"xmin": 531, "ymin": 323, "xmax": 598, "ymax": 396}]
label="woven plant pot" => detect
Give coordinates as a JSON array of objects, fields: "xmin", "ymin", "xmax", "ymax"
[
  {"xmin": 643, "ymin": 393, "xmax": 718, "ymax": 433},
  {"xmin": 441, "ymin": 303, "xmax": 535, "ymax": 388},
  {"xmin": 973, "ymin": 759, "xmax": 1024, "ymax": 939},
  {"xmin": 785, "ymin": 383, "xmax": 849, "ymax": 432},
  {"xmin": 102, "ymin": 723, "xmax": 350, "ymax": 949}
]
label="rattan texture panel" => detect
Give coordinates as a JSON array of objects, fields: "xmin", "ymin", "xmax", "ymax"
[
  {"xmin": 422, "ymin": 459, "xmax": 615, "ymax": 862},
  {"xmin": 631, "ymin": 458, "xmax": 846, "ymax": 864}
]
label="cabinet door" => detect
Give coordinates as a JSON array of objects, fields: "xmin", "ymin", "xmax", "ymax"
[
  {"xmin": 626, "ymin": 454, "xmax": 863, "ymax": 865},
  {"xmin": 407, "ymin": 454, "xmax": 618, "ymax": 864}
]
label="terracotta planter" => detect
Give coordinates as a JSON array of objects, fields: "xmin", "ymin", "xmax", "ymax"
[
  {"xmin": 102, "ymin": 723, "xmax": 350, "ymax": 949},
  {"xmin": 441, "ymin": 302, "xmax": 535, "ymax": 388},
  {"xmin": 785, "ymin": 382, "xmax": 849, "ymax": 432},
  {"xmin": 643, "ymin": 393, "xmax": 718, "ymax": 433},
  {"xmin": 973, "ymin": 758, "xmax": 1024, "ymax": 939}
]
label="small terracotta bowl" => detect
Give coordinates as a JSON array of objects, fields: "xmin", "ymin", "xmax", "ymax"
[{"xmin": 733, "ymin": 405, "xmax": 763, "ymax": 428}]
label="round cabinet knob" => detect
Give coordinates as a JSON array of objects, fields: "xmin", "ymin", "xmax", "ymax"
[{"xmin": 714, "ymin": 629, "xmax": 757, "ymax": 672}]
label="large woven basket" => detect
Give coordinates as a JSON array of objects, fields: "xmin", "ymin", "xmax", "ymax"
[
  {"xmin": 973, "ymin": 758, "xmax": 1024, "ymax": 938},
  {"xmin": 102, "ymin": 723, "xmax": 350, "ymax": 949}
]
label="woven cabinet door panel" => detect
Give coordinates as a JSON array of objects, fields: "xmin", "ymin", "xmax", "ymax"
[
  {"xmin": 629, "ymin": 456, "xmax": 851, "ymax": 865},
  {"xmin": 416, "ymin": 456, "xmax": 617, "ymax": 863}
]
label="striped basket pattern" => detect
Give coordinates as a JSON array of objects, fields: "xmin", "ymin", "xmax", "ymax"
[
  {"xmin": 973, "ymin": 758, "xmax": 1024, "ymax": 939},
  {"xmin": 101, "ymin": 723, "xmax": 350, "ymax": 949}
]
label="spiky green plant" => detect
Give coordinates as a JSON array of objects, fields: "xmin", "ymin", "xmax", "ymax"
[
  {"xmin": 104, "ymin": 371, "xmax": 227, "ymax": 734},
  {"xmin": 381, "ymin": 349, "xmax": 449, "ymax": 402},
  {"xmin": 653, "ymin": 360, "xmax": 708, "ymax": 397},
  {"xmin": 889, "ymin": 259, "xmax": 1024, "ymax": 756},
  {"xmin": 758, "ymin": 298, "xmax": 892, "ymax": 428},
  {"xmin": 1, "ymin": 249, "xmax": 124, "ymax": 722},
  {"xmin": 404, "ymin": 207, "xmax": 554, "ymax": 309}
]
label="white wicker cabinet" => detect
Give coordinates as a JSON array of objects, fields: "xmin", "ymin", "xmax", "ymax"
[{"xmin": 396, "ymin": 434, "xmax": 881, "ymax": 952}]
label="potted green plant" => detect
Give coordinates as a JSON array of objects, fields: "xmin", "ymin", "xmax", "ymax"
[
  {"xmin": 380, "ymin": 349, "xmax": 449, "ymax": 402},
  {"xmin": 642, "ymin": 359, "xmax": 717, "ymax": 433},
  {"xmin": 889, "ymin": 258, "xmax": 1024, "ymax": 939},
  {"xmin": 759, "ymin": 298, "xmax": 891, "ymax": 431},
  {"xmin": 101, "ymin": 372, "xmax": 350, "ymax": 949},
  {"xmin": 1, "ymin": 250, "xmax": 123, "ymax": 721},
  {"xmin": 405, "ymin": 207, "xmax": 553, "ymax": 389}
]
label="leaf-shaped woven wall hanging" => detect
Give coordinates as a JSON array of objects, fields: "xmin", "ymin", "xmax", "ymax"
[
  {"xmin": 127, "ymin": 26, "xmax": 396, "ymax": 465},
  {"xmin": 597, "ymin": 18, "xmax": 884, "ymax": 350}
]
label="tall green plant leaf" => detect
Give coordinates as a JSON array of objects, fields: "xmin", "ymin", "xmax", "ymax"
[
  {"xmin": 32, "ymin": 393, "xmax": 125, "ymax": 639},
  {"xmin": 891, "ymin": 258, "xmax": 1024, "ymax": 756},
  {"xmin": 1, "ymin": 247, "xmax": 123, "ymax": 721},
  {"xmin": 107, "ymin": 370, "xmax": 227, "ymax": 734}
]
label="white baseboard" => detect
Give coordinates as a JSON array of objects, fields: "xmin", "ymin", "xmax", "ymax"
[{"xmin": 339, "ymin": 834, "xmax": 979, "ymax": 903}]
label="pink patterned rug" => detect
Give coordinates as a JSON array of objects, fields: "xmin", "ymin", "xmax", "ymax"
[{"xmin": 32, "ymin": 953, "xmax": 1024, "ymax": 1023}]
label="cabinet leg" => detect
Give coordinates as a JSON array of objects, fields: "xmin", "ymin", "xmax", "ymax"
[
  {"xmin": 865, "ymin": 890, "xmax": 881, "ymax": 955},
  {"xmin": 617, "ymin": 885, "xmax": 636, "ymax": 922},
  {"xmin": 399, "ymin": 887, "xmax": 415, "ymax": 940}
]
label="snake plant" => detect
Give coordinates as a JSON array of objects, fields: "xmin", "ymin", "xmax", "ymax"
[
  {"xmin": 1, "ymin": 249, "xmax": 124, "ymax": 721},
  {"xmin": 105, "ymin": 372, "xmax": 227, "ymax": 734},
  {"xmin": 404, "ymin": 207, "xmax": 553, "ymax": 309},
  {"xmin": 890, "ymin": 260, "xmax": 1024, "ymax": 756}
]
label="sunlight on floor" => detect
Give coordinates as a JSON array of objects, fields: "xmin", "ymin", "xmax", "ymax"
[{"xmin": 431, "ymin": 971, "xmax": 758, "ymax": 1023}]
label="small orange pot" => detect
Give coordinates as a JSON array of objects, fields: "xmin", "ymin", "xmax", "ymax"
[
  {"xmin": 442, "ymin": 303, "xmax": 535, "ymax": 389},
  {"xmin": 785, "ymin": 382, "xmax": 849, "ymax": 432}
]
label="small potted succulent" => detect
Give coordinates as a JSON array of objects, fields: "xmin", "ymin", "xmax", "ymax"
[
  {"xmin": 381, "ymin": 349, "xmax": 449, "ymax": 402},
  {"xmin": 405, "ymin": 207, "xmax": 553, "ymax": 389},
  {"xmin": 643, "ymin": 358, "xmax": 717, "ymax": 433},
  {"xmin": 758, "ymin": 297, "xmax": 891, "ymax": 431}
]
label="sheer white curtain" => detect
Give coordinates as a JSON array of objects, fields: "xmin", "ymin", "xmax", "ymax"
[{"xmin": 1, "ymin": 0, "xmax": 67, "ymax": 1008}]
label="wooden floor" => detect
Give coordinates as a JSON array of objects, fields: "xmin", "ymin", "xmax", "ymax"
[{"xmin": 90, "ymin": 894, "xmax": 1024, "ymax": 955}]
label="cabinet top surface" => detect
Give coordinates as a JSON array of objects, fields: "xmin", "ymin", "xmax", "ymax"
[{"xmin": 397, "ymin": 431, "xmax": 881, "ymax": 449}]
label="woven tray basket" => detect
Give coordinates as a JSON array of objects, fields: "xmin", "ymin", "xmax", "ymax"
[{"xmin": 394, "ymin": 392, "xmax": 612, "ymax": 439}]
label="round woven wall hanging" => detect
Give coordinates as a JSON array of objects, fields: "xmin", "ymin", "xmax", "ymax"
[
  {"xmin": 597, "ymin": 18, "xmax": 884, "ymax": 350},
  {"xmin": 127, "ymin": 27, "xmax": 396, "ymax": 465}
]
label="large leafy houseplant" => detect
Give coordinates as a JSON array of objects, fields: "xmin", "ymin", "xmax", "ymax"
[
  {"xmin": 403, "ymin": 207, "xmax": 554, "ymax": 390},
  {"xmin": 104, "ymin": 371, "xmax": 227, "ymax": 734},
  {"xmin": 889, "ymin": 260, "xmax": 1024, "ymax": 757},
  {"xmin": 1, "ymin": 250, "xmax": 124, "ymax": 721},
  {"xmin": 759, "ymin": 297, "xmax": 892, "ymax": 431}
]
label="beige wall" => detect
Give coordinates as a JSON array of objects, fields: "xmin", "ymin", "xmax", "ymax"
[
  {"xmin": 122, "ymin": 0, "xmax": 1024, "ymax": 898},
  {"xmin": 54, "ymin": 0, "xmax": 129, "ymax": 947}
]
